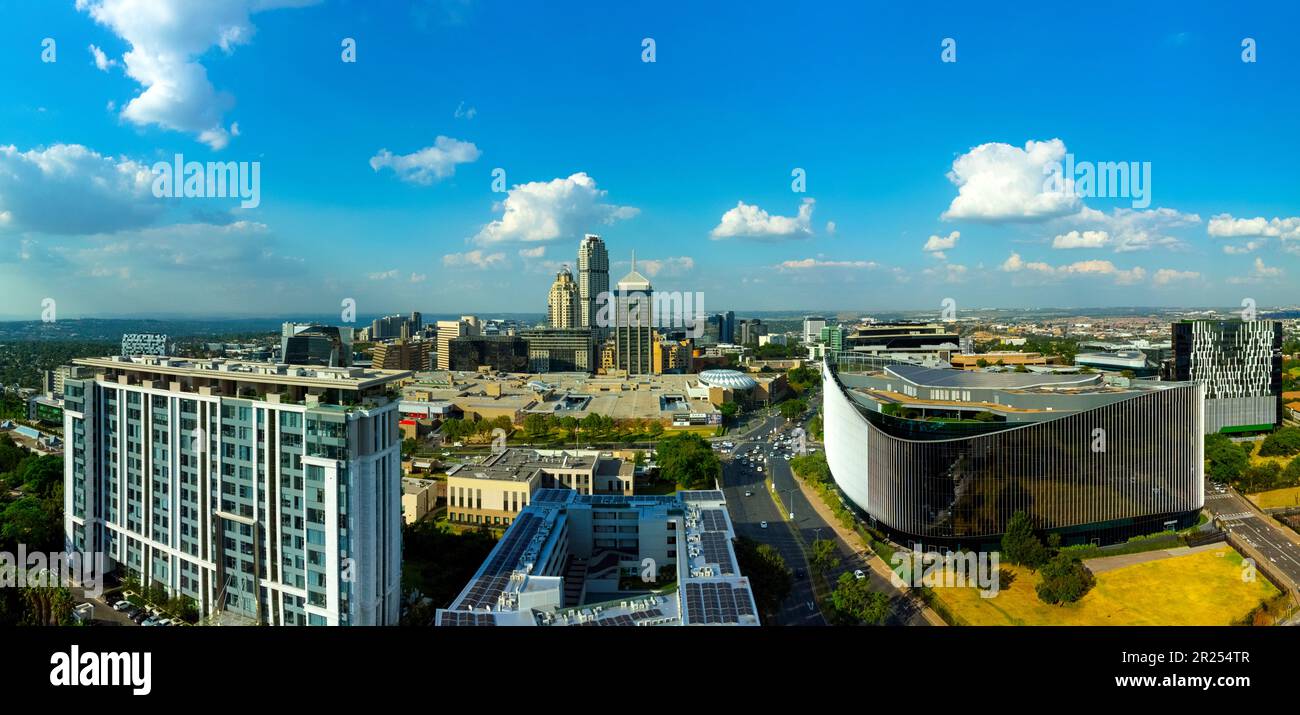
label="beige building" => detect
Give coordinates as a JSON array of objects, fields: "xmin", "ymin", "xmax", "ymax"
[
  {"xmin": 436, "ymin": 319, "xmax": 477, "ymax": 370},
  {"xmin": 547, "ymin": 266, "xmax": 580, "ymax": 329},
  {"xmin": 402, "ymin": 478, "xmax": 437, "ymax": 525},
  {"xmin": 653, "ymin": 338, "xmax": 692, "ymax": 374},
  {"xmin": 445, "ymin": 449, "xmax": 634, "ymax": 527},
  {"xmin": 950, "ymin": 351, "xmax": 1051, "ymax": 370},
  {"xmin": 373, "ymin": 339, "xmax": 433, "ymax": 371}
]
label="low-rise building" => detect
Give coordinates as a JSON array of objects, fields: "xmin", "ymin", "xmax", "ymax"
[{"xmin": 445, "ymin": 449, "xmax": 634, "ymax": 527}]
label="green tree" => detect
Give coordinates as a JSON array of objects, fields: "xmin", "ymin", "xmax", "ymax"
[
  {"xmin": 829, "ymin": 571, "xmax": 891, "ymax": 625},
  {"xmin": 810, "ymin": 538, "xmax": 841, "ymax": 576},
  {"xmin": 655, "ymin": 433, "xmax": 720, "ymax": 489},
  {"xmin": 732, "ymin": 536, "xmax": 792, "ymax": 619},
  {"xmin": 1000, "ymin": 511, "xmax": 1047, "ymax": 568},
  {"xmin": 1036, "ymin": 552, "xmax": 1095, "ymax": 604},
  {"xmin": 1205, "ymin": 434, "xmax": 1249, "ymax": 485},
  {"xmin": 1259, "ymin": 427, "xmax": 1300, "ymax": 458},
  {"xmin": 779, "ymin": 398, "xmax": 808, "ymax": 421}
]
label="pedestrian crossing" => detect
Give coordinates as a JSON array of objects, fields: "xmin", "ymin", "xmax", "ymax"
[{"xmin": 1218, "ymin": 512, "xmax": 1256, "ymax": 521}]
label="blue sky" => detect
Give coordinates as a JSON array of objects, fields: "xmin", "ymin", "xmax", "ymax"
[{"xmin": 1, "ymin": 0, "xmax": 1298, "ymax": 318}]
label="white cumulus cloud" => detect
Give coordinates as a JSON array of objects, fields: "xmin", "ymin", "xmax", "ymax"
[
  {"xmin": 77, "ymin": 0, "xmax": 318, "ymax": 149},
  {"xmin": 369, "ymin": 136, "xmax": 480, "ymax": 184},
  {"xmin": 711, "ymin": 198, "xmax": 815, "ymax": 240},
  {"xmin": 473, "ymin": 172, "xmax": 638, "ymax": 245},
  {"xmin": 443, "ymin": 250, "xmax": 505, "ymax": 269},
  {"xmin": 0, "ymin": 143, "xmax": 159, "ymax": 235},
  {"xmin": 923, "ymin": 230, "xmax": 960, "ymax": 259},
  {"xmin": 942, "ymin": 139, "xmax": 1081, "ymax": 222},
  {"xmin": 1051, "ymin": 230, "xmax": 1109, "ymax": 249}
]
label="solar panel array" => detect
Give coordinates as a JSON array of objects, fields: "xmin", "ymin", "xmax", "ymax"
[
  {"xmin": 680, "ymin": 490, "xmax": 724, "ymax": 502},
  {"xmin": 684, "ymin": 582, "xmax": 756, "ymax": 624},
  {"xmin": 700, "ymin": 508, "xmax": 728, "ymax": 532},
  {"xmin": 439, "ymin": 611, "xmax": 497, "ymax": 626},
  {"xmin": 583, "ymin": 608, "xmax": 667, "ymax": 626},
  {"xmin": 699, "ymin": 532, "xmax": 736, "ymax": 575},
  {"xmin": 458, "ymin": 574, "xmax": 509, "ymax": 609},
  {"xmin": 483, "ymin": 513, "xmax": 540, "ymax": 576},
  {"xmin": 530, "ymin": 488, "xmax": 574, "ymax": 505}
]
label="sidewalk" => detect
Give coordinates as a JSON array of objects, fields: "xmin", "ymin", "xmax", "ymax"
[{"xmin": 787, "ymin": 469, "xmax": 947, "ymax": 626}]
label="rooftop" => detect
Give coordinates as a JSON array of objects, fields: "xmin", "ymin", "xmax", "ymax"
[{"xmin": 73, "ymin": 355, "xmax": 411, "ymax": 390}]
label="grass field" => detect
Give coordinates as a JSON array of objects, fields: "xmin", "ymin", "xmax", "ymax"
[
  {"xmin": 1248, "ymin": 485, "xmax": 1300, "ymax": 510},
  {"xmin": 932, "ymin": 547, "xmax": 1278, "ymax": 626}
]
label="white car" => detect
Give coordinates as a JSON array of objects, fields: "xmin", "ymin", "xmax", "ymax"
[
  {"xmin": 744, "ymin": 490, "xmax": 753, "ymax": 497},
  {"xmin": 854, "ymin": 569, "xmax": 866, "ymax": 580},
  {"xmin": 111, "ymin": 600, "xmax": 132, "ymax": 612},
  {"xmin": 760, "ymin": 521, "xmax": 768, "ymax": 529}
]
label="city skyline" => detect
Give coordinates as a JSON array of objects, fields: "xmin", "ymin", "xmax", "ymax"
[{"xmin": 1, "ymin": 2, "xmax": 1299, "ymax": 318}]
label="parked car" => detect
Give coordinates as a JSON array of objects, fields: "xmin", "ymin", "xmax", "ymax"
[
  {"xmin": 854, "ymin": 569, "xmax": 866, "ymax": 580},
  {"xmin": 760, "ymin": 521, "xmax": 768, "ymax": 529},
  {"xmin": 744, "ymin": 490, "xmax": 753, "ymax": 497},
  {"xmin": 129, "ymin": 611, "xmax": 148, "ymax": 624},
  {"xmin": 111, "ymin": 600, "xmax": 132, "ymax": 612}
]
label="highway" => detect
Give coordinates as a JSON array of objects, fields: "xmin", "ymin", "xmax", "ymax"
[
  {"xmin": 1204, "ymin": 488, "xmax": 1300, "ymax": 593},
  {"xmin": 717, "ymin": 398, "xmax": 930, "ymax": 626}
]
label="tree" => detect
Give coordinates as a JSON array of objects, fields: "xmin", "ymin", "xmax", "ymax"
[
  {"xmin": 523, "ymin": 413, "xmax": 551, "ymax": 440},
  {"xmin": 1000, "ymin": 511, "xmax": 1047, "ymax": 568},
  {"xmin": 655, "ymin": 433, "xmax": 720, "ymax": 489},
  {"xmin": 718, "ymin": 402, "xmax": 740, "ymax": 421},
  {"xmin": 1036, "ymin": 552, "xmax": 1095, "ymax": 604},
  {"xmin": 779, "ymin": 398, "xmax": 808, "ymax": 421},
  {"xmin": 830, "ymin": 572, "xmax": 890, "ymax": 625},
  {"xmin": 733, "ymin": 537, "xmax": 791, "ymax": 618},
  {"xmin": 1259, "ymin": 427, "xmax": 1300, "ymax": 458},
  {"xmin": 809, "ymin": 538, "xmax": 842, "ymax": 578},
  {"xmin": 401, "ymin": 438, "xmax": 418, "ymax": 458},
  {"xmin": 1205, "ymin": 434, "xmax": 1250, "ymax": 485}
]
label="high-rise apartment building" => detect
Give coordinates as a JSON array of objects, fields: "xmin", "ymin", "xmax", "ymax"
[
  {"xmin": 613, "ymin": 257, "xmax": 654, "ymax": 375},
  {"xmin": 281, "ymin": 323, "xmax": 353, "ymax": 367},
  {"xmin": 577, "ymin": 234, "xmax": 609, "ymax": 335},
  {"xmin": 1171, "ymin": 319, "xmax": 1283, "ymax": 433},
  {"xmin": 547, "ymin": 265, "xmax": 580, "ymax": 329},
  {"xmin": 62, "ymin": 355, "xmax": 409, "ymax": 625}
]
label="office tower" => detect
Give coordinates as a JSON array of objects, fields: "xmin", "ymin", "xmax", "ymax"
[
  {"xmin": 521, "ymin": 328, "xmax": 596, "ymax": 373},
  {"xmin": 547, "ymin": 265, "xmax": 580, "ymax": 329},
  {"xmin": 577, "ymin": 234, "xmax": 609, "ymax": 334},
  {"xmin": 448, "ymin": 335, "xmax": 529, "ymax": 372},
  {"xmin": 62, "ymin": 355, "xmax": 410, "ymax": 625},
  {"xmin": 802, "ymin": 316, "xmax": 827, "ymax": 345},
  {"xmin": 739, "ymin": 319, "xmax": 766, "ymax": 345},
  {"xmin": 369, "ymin": 314, "xmax": 411, "ymax": 341},
  {"xmin": 436, "ymin": 319, "xmax": 472, "ymax": 370},
  {"xmin": 372, "ymin": 339, "xmax": 433, "ymax": 371},
  {"xmin": 121, "ymin": 333, "xmax": 169, "ymax": 357},
  {"xmin": 819, "ymin": 324, "xmax": 846, "ymax": 352},
  {"xmin": 717, "ymin": 311, "xmax": 736, "ymax": 344},
  {"xmin": 1172, "ymin": 319, "xmax": 1283, "ymax": 433},
  {"xmin": 281, "ymin": 323, "xmax": 353, "ymax": 367},
  {"xmin": 613, "ymin": 255, "xmax": 654, "ymax": 375},
  {"xmin": 409, "ymin": 311, "xmax": 422, "ymax": 334},
  {"xmin": 822, "ymin": 356, "xmax": 1204, "ymax": 547}
]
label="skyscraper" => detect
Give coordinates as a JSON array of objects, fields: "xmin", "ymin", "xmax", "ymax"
[
  {"xmin": 436, "ymin": 319, "xmax": 475, "ymax": 370},
  {"xmin": 62, "ymin": 355, "xmax": 408, "ymax": 625},
  {"xmin": 1172, "ymin": 319, "xmax": 1283, "ymax": 433},
  {"xmin": 613, "ymin": 253, "xmax": 654, "ymax": 375},
  {"xmin": 577, "ymin": 234, "xmax": 609, "ymax": 335},
  {"xmin": 547, "ymin": 265, "xmax": 580, "ymax": 329}
]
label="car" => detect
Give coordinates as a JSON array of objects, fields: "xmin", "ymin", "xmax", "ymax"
[
  {"xmin": 854, "ymin": 569, "xmax": 866, "ymax": 580},
  {"xmin": 744, "ymin": 490, "xmax": 753, "ymax": 497},
  {"xmin": 111, "ymin": 600, "xmax": 132, "ymax": 612},
  {"xmin": 129, "ymin": 611, "xmax": 148, "ymax": 624},
  {"xmin": 760, "ymin": 521, "xmax": 768, "ymax": 529},
  {"xmin": 140, "ymin": 617, "xmax": 160, "ymax": 627},
  {"xmin": 757, "ymin": 466, "xmax": 763, "ymax": 473}
]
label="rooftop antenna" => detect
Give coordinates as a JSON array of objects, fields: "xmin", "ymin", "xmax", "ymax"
[{"xmin": 631, "ymin": 249, "xmax": 636, "ymax": 273}]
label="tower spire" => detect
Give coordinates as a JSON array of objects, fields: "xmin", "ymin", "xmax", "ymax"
[{"xmin": 631, "ymin": 249, "xmax": 636, "ymax": 273}]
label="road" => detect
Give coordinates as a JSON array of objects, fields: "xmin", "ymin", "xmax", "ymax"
[
  {"xmin": 1204, "ymin": 488, "xmax": 1300, "ymax": 592},
  {"xmin": 718, "ymin": 398, "xmax": 929, "ymax": 626}
]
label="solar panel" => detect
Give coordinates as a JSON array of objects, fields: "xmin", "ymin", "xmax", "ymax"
[
  {"xmin": 699, "ymin": 532, "xmax": 736, "ymax": 575},
  {"xmin": 680, "ymin": 491, "xmax": 724, "ymax": 502},
  {"xmin": 440, "ymin": 610, "xmax": 497, "ymax": 626},
  {"xmin": 684, "ymin": 582, "xmax": 753, "ymax": 624},
  {"xmin": 700, "ymin": 509, "xmax": 728, "ymax": 532}
]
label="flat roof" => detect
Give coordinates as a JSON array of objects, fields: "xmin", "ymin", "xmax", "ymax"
[{"xmin": 73, "ymin": 355, "xmax": 411, "ymax": 390}]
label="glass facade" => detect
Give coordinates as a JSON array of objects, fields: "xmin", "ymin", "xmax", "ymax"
[{"xmin": 823, "ymin": 361, "xmax": 1204, "ymax": 545}]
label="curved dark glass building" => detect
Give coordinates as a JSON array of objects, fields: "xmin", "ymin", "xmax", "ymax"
[{"xmin": 822, "ymin": 356, "xmax": 1204, "ymax": 548}]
